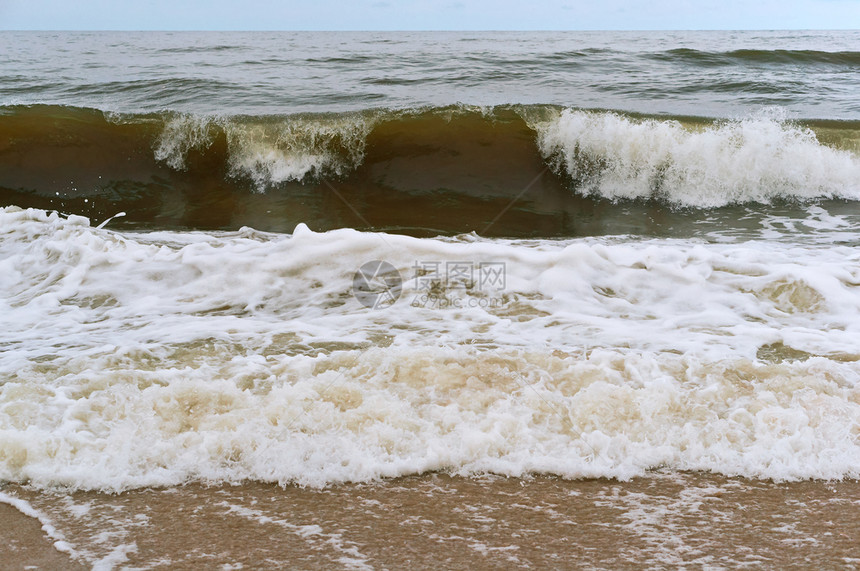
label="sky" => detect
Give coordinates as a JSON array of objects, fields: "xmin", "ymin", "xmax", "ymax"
[{"xmin": 1, "ymin": 0, "xmax": 859, "ymax": 30}]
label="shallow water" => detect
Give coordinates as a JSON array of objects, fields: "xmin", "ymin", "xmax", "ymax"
[{"xmin": 3, "ymin": 474, "xmax": 860, "ymax": 569}]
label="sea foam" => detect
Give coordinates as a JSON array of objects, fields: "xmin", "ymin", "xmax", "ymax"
[
  {"xmin": 154, "ymin": 113, "xmax": 373, "ymax": 188},
  {"xmin": 535, "ymin": 109, "xmax": 860, "ymax": 207},
  {"xmin": 1, "ymin": 207, "xmax": 859, "ymax": 490}
]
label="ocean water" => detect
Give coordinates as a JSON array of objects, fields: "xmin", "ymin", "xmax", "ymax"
[{"xmin": 1, "ymin": 30, "xmax": 860, "ymax": 567}]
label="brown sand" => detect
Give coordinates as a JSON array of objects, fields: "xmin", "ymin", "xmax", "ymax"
[
  {"xmin": 0, "ymin": 503, "xmax": 86, "ymax": 571},
  {"xmin": 2, "ymin": 473, "xmax": 859, "ymax": 569}
]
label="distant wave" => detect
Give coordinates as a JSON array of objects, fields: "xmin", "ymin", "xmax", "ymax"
[{"xmin": 654, "ymin": 48, "xmax": 860, "ymax": 66}]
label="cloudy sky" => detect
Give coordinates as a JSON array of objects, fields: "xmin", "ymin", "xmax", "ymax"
[{"xmin": 2, "ymin": 0, "xmax": 859, "ymax": 30}]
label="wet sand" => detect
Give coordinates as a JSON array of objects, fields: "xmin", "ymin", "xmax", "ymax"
[
  {"xmin": 0, "ymin": 502, "xmax": 86, "ymax": 570},
  {"xmin": 2, "ymin": 473, "xmax": 860, "ymax": 569}
]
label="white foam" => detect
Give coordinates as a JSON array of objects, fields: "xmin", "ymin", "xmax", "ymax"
[
  {"xmin": 153, "ymin": 113, "xmax": 372, "ymax": 187},
  {"xmin": 535, "ymin": 109, "xmax": 860, "ymax": 207},
  {"xmin": 1, "ymin": 207, "xmax": 860, "ymax": 490},
  {"xmin": 220, "ymin": 502, "xmax": 371, "ymax": 569},
  {"xmin": 154, "ymin": 113, "xmax": 215, "ymax": 170},
  {"xmin": 91, "ymin": 543, "xmax": 138, "ymax": 571},
  {"xmin": 0, "ymin": 490, "xmax": 81, "ymax": 560},
  {"xmin": 223, "ymin": 115, "xmax": 372, "ymax": 188}
]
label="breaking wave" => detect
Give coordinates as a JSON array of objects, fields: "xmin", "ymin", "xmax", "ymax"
[{"xmin": 534, "ymin": 109, "xmax": 860, "ymax": 207}]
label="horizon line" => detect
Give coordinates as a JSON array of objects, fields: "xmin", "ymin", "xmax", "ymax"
[{"xmin": 2, "ymin": 28, "xmax": 858, "ymax": 32}]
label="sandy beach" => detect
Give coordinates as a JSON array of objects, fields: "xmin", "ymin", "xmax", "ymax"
[{"xmin": 3, "ymin": 473, "xmax": 859, "ymax": 569}]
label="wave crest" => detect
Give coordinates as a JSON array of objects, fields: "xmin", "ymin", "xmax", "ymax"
[
  {"xmin": 224, "ymin": 115, "xmax": 373, "ymax": 188},
  {"xmin": 154, "ymin": 113, "xmax": 373, "ymax": 187},
  {"xmin": 153, "ymin": 113, "xmax": 215, "ymax": 170},
  {"xmin": 535, "ymin": 109, "xmax": 860, "ymax": 207}
]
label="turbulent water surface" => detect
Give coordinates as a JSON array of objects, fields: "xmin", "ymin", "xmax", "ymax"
[{"xmin": 2, "ymin": 31, "xmax": 860, "ymax": 496}]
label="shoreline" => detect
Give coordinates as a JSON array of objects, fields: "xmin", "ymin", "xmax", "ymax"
[{"xmin": 3, "ymin": 472, "xmax": 859, "ymax": 569}]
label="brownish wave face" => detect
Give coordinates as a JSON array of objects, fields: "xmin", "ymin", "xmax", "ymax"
[
  {"xmin": 0, "ymin": 105, "xmax": 629, "ymax": 236},
  {"xmin": 1, "ymin": 105, "xmax": 858, "ymax": 238}
]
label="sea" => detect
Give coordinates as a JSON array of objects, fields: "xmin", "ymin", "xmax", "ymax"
[{"xmin": 1, "ymin": 31, "xmax": 860, "ymax": 569}]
